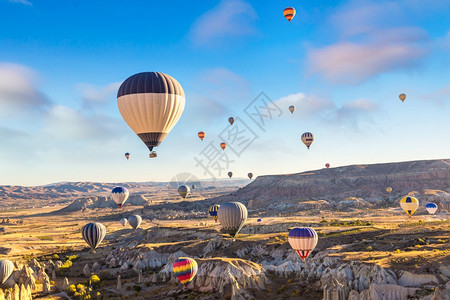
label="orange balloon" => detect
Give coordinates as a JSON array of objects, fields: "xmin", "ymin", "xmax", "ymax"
[
  {"xmin": 220, "ymin": 142, "xmax": 227, "ymax": 150},
  {"xmin": 283, "ymin": 7, "xmax": 296, "ymax": 22},
  {"xmin": 198, "ymin": 131, "xmax": 205, "ymax": 141}
]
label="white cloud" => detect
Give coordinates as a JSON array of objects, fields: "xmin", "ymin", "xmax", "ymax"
[
  {"xmin": 326, "ymin": 99, "xmax": 379, "ymax": 130},
  {"xmin": 274, "ymin": 93, "xmax": 334, "ymax": 117},
  {"xmin": 8, "ymin": 0, "xmax": 32, "ymax": 6},
  {"xmin": 190, "ymin": 0, "xmax": 258, "ymax": 47},
  {"xmin": 307, "ymin": 27, "xmax": 428, "ymax": 84},
  {"xmin": 0, "ymin": 63, "xmax": 50, "ymax": 117},
  {"xmin": 75, "ymin": 82, "xmax": 121, "ymax": 110}
]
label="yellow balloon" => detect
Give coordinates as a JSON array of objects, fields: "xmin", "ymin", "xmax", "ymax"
[
  {"xmin": 386, "ymin": 187, "xmax": 392, "ymax": 193},
  {"xmin": 400, "ymin": 196, "xmax": 419, "ymax": 217}
]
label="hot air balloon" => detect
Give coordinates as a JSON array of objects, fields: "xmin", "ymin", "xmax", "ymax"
[
  {"xmin": 325, "ymin": 163, "xmax": 330, "ymax": 169},
  {"xmin": 217, "ymin": 202, "xmax": 248, "ymax": 238},
  {"xmin": 283, "ymin": 7, "xmax": 296, "ymax": 22},
  {"xmin": 220, "ymin": 142, "xmax": 227, "ymax": 150},
  {"xmin": 111, "ymin": 187, "xmax": 129, "ymax": 208},
  {"xmin": 248, "ymin": 173, "xmax": 253, "ymax": 180},
  {"xmin": 257, "ymin": 219, "xmax": 262, "ymax": 222},
  {"xmin": 149, "ymin": 151, "xmax": 157, "ymax": 158},
  {"xmin": 228, "ymin": 117, "xmax": 235, "ymax": 125},
  {"xmin": 386, "ymin": 187, "xmax": 392, "ymax": 193},
  {"xmin": 288, "ymin": 227, "xmax": 318, "ymax": 261},
  {"xmin": 209, "ymin": 204, "xmax": 220, "ymax": 222},
  {"xmin": 125, "ymin": 152, "xmax": 130, "ymax": 160},
  {"xmin": 173, "ymin": 257, "xmax": 198, "ymax": 286},
  {"xmin": 301, "ymin": 132, "xmax": 314, "ymax": 149},
  {"xmin": 117, "ymin": 72, "xmax": 185, "ymax": 156},
  {"xmin": 82, "ymin": 222, "xmax": 106, "ymax": 252},
  {"xmin": 128, "ymin": 215, "xmax": 142, "ymax": 230},
  {"xmin": 289, "ymin": 105, "xmax": 295, "ymax": 114},
  {"xmin": 228, "ymin": 171, "xmax": 233, "ymax": 178},
  {"xmin": 120, "ymin": 218, "xmax": 128, "ymax": 227},
  {"xmin": 198, "ymin": 131, "xmax": 205, "ymax": 141},
  {"xmin": 399, "ymin": 93, "xmax": 406, "ymax": 102},
  {"xmin": 178, "ymin": 185, "xmax": 190, "ymax": 199},
  {"xmin": 425, "ymin": 203, "xmax": 438, "ymax": 215},
  {"xmin": 400, "ymin": 196, "xmax": 419, "ymax": 217},
  {"xmin": 0, "ymin": 259, "xmax": 14, "ymax": 284},
  {"xmin": 191, "ymin": 185, "xmax": 195, "ymax": 190}
]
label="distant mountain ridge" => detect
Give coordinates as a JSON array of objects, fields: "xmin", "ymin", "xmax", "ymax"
[{"xmin": 212, "ymin": 159, "xmax": 450, "ymax": 209}]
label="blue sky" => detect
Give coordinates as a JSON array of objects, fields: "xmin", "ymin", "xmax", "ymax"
[{"xmin": 0, "ymin": 0, "xmax": 449, "ymax": 186}]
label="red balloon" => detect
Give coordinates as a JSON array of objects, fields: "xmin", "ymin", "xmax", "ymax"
[{"xmin": 325, "ymin": 163, "xmax": 330, "ymax": 168}]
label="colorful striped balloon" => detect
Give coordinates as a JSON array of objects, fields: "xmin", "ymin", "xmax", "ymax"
[
  {"xmin": 198, "ymin": 131, "xmax": 205, "ymax": 141},
  {"xmin": 209, "ymin": 204, "xmax": 220, "ymax": 222},
  {"xmin": 173, "ymin": 257, "xmax": 198, "ymax": 286},
  {"xmin": 400, "ymin": 196, "xmax": 419, "ymax": 217},
  {"xmin": 288, "ymin": 227, "xmax": 318, "ymax": 261},
  {"xmin": 283, "ymin": 7, "xmax": 296, "ymax": 22}
]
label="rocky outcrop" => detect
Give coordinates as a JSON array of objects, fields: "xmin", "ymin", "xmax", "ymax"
[
  {"xmin": 211, "ymin": 159, "xmax": 450, "ymax": 208},
  {"xmin": 397, "ymin": 271, "xmax": 439, "ymax": 287}
]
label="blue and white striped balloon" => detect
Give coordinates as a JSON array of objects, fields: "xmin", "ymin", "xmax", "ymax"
[
  {"xmin": 111, "ymin": 186, "xmax": 129, "ymax": 208},
  {"xmin": 425, "ymin": 203, "xmax": 438, "ymax": 215},
  {"xmin": 288, "ymin": 227, "xmax": 318, "ymax": 261}
]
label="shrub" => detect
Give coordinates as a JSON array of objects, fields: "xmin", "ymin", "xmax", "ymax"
[
  {"xmin": 68, "ymin": 284, "xmax": 77, "ymax": 294},
  {"xmin": 90, "ymin": 275, "xmax": 101, "ymax": 286},
  {"xmin": 277, "ymin": 285, "xmax": 287, "ymax": 294},
  {"xmin": 133, "ymin": 284, "xmax": 142, "ymax": 292},
  {"xmin": 66, "ymin": 255, "xmax": 79, "ymax": 261},
  {"xmin": 366, "ymin": 246, "xmax": 373, "ymax": 251},
  {"xmin": 52, "ymin": 254, "xmax": 59, "ymax": 259}
]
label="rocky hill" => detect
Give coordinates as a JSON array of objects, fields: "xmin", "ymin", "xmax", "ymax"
[{"xmin": 212, "ymin": 159, "xmax": 450, "ymax": 210}]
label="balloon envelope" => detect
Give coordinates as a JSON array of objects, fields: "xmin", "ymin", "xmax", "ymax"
[
  {"xmin": 217, "ymin": 202, "xmax": 248, "ymax": 238},
  {"xmin": 283, "ymin": 7, "xmax": 296, "ymax": 22},
  {"xmin": 0, "ymin": 259, "xmax": 14, "ymax": 284},
  {"xmin": 288, "ymin": 227, "xmax": 318, "ymax": 261},
  {"xmin": 128, "ymin": 215, "xmax": 142, "ymax": 230},
  {"xmin": 228, "ymin": 117, "xmax": 235, "ymax": 125},
  {"xmin": 111, "ymin": 186, "xmax": 129, "ymax": 208},
  {"xmin": 173, "ymin": 257, "xmax": 198, "ymax": 286},
  {"xmin": 125, "ymin": 153, "xmax": 130, "ymax": 160},
  {"xmin": 400, "ymin": 196, "xmax": 419, "ymax": 216},
  {"xmin": 399, "ymin": 93, "xmax": 406, "ymax": 102},
  {"xmin": 301, "ymin": 132, "xmax": 314, "ymax": 149},
  {"xmin": 209, "ymin": 204, "xmax": 220, "ymax": 222},
  {"xmin": 198, "ymin": 131, "xmax": 205, "ymax": 141},
  {"xmin": 289, "ymin": 105, "xmax": 295, "ymax": 114},
  {"xmin": 228, "ymin": 171, "xmax": 233, "ymax": 178},
  {"xmin": 425, "ymin": 203, "xmax": 438, "ymax": 215},
  {"xmin": 117, "ymin": 72, "xmax": 185, "ymax": 152},
  {"xmin": 325, "ymin": 163, "xmax": 330, "ymax": 168},
  {"xmin": 82, "ymin": 222, "xmax": 106, "ymax": 251},
  {"xmin": 178, "ymin": 185, "xmax": 190, "ymax": 199},
  {"xmin": 386, "ymin": 187, "xmax": 392, "ymax": 193},
  {"xmin": 220, "ymin": 142, "xmax": 227, "ymax": 150},
  {"xmin": 120, "ymin": 218, "xmax": 128, "ymax": 227},
  {"xmin": 248, "ymin": 173, "xmax": 253, "ymax": 179}
]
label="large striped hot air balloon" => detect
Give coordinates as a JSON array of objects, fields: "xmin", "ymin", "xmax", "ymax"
[
  {"xmin": 111, "ymin": 187, "xmax": 129, "ymax": 208},
  {"xmin": 173, "ymin": 257, "xmax": 198, "ymax": 286},
  {"xmin": 283, "ymin": 7, "xmax": 296, "ymax": 22},
  {"xmin": 288, "ymin": 227, "xmax": 318, "ymax": 261},
  {"xmin": 425, "ymin": 203, "xmax": 438, "ymax": 215},
  {"xmin": 209, "ymin": 204, "xmax": 220, "ymax": 222},
  {"xmin": 128, "ymin": 215, "xmax": 142, "ymax": 230},
  {"xmin": 400, "ymin": 196, "xmax": 419, "ymax": 217},
  {"xmin": 178, "ymin": 185, "xmax": 190, "ymax": 199},
  {"xmin": 198, "ymin": 131, "xmax": 205, "ymax": 141},
  {"xmin": 82, "ymin": 222, "xmax": 106, "ymax": 252},
  {"xmin": 217, "ymin": 202, "xmax": 248, "ymax": 238},
  {"xmin": 117, "ymin": 72, "xmax": 185, "ymax": 155},
  {"xmin": 301, "ymin": 132, "xmax": 314, "ymax": 149},
  {"xmin": 0, "ymin": 259, "xmax": 14, "ymax": 285}
]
